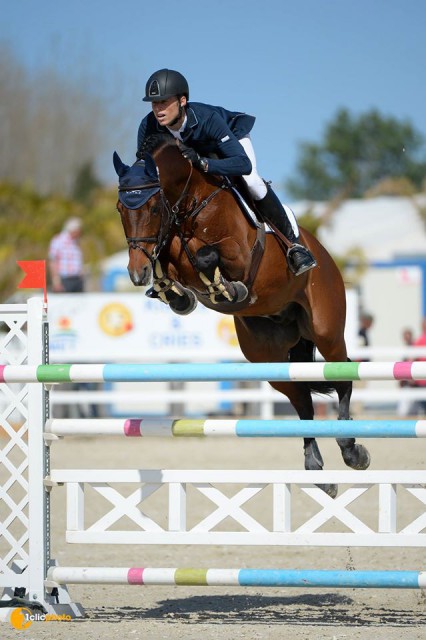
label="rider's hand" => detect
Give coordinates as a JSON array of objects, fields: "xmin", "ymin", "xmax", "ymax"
[{"xmin": 177, "ymin": 142, "xmax": 208, "ymax": 172}]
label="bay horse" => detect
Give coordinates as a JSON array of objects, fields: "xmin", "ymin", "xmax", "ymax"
[{"xmin": 113, "ymin": 135, "xmax": 370, "ymax": 497}]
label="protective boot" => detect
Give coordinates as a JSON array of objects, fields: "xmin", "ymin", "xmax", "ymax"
[{"xmin": 256, "ymin": 185, "xmax": 317, "ymax": 276}]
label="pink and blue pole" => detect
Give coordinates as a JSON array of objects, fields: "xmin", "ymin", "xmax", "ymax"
[{"xmin": 47, "ymin": 567, "xmax": 426, "ymax": 589}]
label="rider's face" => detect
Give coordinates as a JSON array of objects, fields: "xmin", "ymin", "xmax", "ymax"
[{"xmin": 152, "ymin": 96, "xmax": 186, "ymax": 129}]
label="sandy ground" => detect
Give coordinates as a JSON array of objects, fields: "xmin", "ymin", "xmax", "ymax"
[{"xmin": 2, "ymin": 426, "xmax": 426, "ymax": 638}]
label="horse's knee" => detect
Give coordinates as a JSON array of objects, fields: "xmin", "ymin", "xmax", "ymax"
[{"xmin": 195, "ymin": 246, "xmax": 220, "ymax": 279}]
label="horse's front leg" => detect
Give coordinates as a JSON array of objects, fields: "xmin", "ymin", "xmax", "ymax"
[
  {"xmin": 146, "ymin": 260, "xmax": 198, "ymax": 315},
  {"xmin": 195, "ymin": 246, "xmax": 248, "ymax": 304}
]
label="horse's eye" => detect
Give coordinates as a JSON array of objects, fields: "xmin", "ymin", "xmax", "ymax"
[{"xmin": 151, "ymin": 205, "xmax": 159, "ymax": 215}]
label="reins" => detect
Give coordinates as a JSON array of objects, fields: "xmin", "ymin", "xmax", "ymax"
[
  {"xmin": 121, "ymin": 163, "xmax": 228, "ymax": 269},
  {"xmin": 119, "ymin": 159, "xmax": 266, "ymax": 293}
]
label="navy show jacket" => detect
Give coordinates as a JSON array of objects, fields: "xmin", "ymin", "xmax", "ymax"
[{"xmin": 137, "ymin": 102, "xmax": 256, "ymax": 176}]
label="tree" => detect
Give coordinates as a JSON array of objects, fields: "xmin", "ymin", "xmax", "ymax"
[
  {"xmin": 286, "ymin": 108, "xmax": 426, "ymax": 200},
  {"xmin": 0, "ymin": 42, "xmax": 130, "ymax": 196},
  {"xmin": 72, "ymin": 161, "xmax": 102, "ymax": 204},
  {"xmin": 0, "ymin": 181, "xmax": 124, "ymax": 301}
]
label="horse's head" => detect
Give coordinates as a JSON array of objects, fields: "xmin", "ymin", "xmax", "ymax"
[{"xmin": 113, "ymin": 151, "xmax": 164, "ymax": 286}]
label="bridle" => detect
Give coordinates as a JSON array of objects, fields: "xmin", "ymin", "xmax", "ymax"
[
  {"xmin": 118, "ymin": 164, "xmax": 229, "ymax": 270},
  {"xmin": 118, "ymin": 179, "xmax": 171, "ymax": 263}
]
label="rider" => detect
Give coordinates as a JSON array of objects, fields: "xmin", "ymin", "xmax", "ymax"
[{"xmin": 137, "ymin": 68, "xmax": 317, "ymax": 276}]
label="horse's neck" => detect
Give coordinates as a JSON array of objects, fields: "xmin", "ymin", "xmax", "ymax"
[
  {"xmin": 154, "ymin": 144, "xmax": 245, "ymax": 239},
  {"xmin": 154, "ymin": 145, "xmax": 190, "ymax": 200}
]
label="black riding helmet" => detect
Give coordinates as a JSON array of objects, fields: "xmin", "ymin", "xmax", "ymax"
[{"xmin": 143, "ymin": 69, "xmax": 189, "ymax": 102}]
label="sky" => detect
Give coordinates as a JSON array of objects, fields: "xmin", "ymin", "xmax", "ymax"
[{"xmin": 2, "ymin": 0, "xmax": 426, "ymax": 198}]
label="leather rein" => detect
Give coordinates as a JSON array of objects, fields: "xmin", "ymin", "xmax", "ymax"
[
  {"xmin": 119, "ymin": 165, "xmax": 226, "ymax": 268},
  {"xmin": 119, "ymin": 165, "xmax": 265, "ymax": 288}
]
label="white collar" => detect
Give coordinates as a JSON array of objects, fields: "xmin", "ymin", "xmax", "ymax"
[{"xmin": 167, "ymin": 115, "xmax": 187, "ymax": 140}]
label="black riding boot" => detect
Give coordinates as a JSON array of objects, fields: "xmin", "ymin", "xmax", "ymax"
[{"xmin": 256, "ymin": 185, "xmax": 317, "ymax": 276}]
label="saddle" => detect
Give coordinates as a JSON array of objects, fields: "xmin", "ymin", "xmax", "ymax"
[{"xmin": 227, "ymin": 177, "xmax": 273, "ymax": 233}]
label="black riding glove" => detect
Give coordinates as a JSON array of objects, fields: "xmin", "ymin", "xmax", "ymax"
[{"xmin": 177, "ymin": 142, "xmax": 208, "ymax": 172}]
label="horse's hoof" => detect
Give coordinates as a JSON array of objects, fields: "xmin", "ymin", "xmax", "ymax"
[
  {"xmin": 170, "ymin": 290, "xmax": 198, "ymax": 315},
  {"xmin": 341, "ymin": 444, "xmax": 371, "ymax": 470},
  {"xmin": 316, "ymin": 483, "xmax": 338, "ymax": 499}
]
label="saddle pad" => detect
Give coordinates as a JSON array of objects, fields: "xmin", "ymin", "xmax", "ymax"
[{"xmin": 230, "ymin": 187, "xmax": 273, "ymax": 233}]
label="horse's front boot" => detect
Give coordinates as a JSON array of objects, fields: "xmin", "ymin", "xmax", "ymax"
[
  {"xmin": 304, "ymin": 439, "xmax": 338, "ymax": 499},
  {"xmin": 146, "ymin": 261, "xmax": 198, "ymax": 315},
  {"xmin": 147, "ymin": 284, "xmax": 197, "ymax": 316},
  {"xmin": 199, "ymin": 268, "xmax": 248, "ymax": 304},
  {"xmin": 195, "ymin": 246, "xmax": 248, "ymax": 305},
  {"xmin": 336, "ymin": 437, "xmax": 371, "ymax": 470}
]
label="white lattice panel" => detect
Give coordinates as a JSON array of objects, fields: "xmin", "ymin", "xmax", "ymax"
[
  {"xmin": 48, "ymin": 469, "xmax": 426, "ymax": 547},
  {"xmin": 0, "ymin": 305, "xmax": 30, "ymax": 584}
]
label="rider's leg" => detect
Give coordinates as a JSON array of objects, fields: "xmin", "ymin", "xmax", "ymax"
[{"xmin": 239, "ymin": 136, "xmax": 317, "ymax": 276}]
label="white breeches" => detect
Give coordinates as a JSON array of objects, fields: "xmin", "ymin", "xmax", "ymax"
[
  {"xmin": 239, "ymin": 135, "xmax": 299, "ymax": 236},
  {"xmin": 239, "ymin": 135, "xmax": 267, "ymax": 200}
]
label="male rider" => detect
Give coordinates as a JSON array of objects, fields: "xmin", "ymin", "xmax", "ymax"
[{"xmin": 137, "ymin": 68, "xmax": 316, "ymax": 276}]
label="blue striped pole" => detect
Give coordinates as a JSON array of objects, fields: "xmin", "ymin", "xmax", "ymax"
[
  {"xmin": 47, "ymin": 567, "xmax": 426, "ymax": 589},
  {"xmin": 2, "ymin": 361, "xmax": 426, "ymax": 383},
  {"xmin": 45, "ymin": 418, "xmax": 426, "ymax": 438}
]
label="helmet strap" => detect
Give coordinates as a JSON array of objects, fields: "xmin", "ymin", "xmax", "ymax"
[{"xmin": 168, "ymin": 97, "xmax": 185, "ymax": 127}]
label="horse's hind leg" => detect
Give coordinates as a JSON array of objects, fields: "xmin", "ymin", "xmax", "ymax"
[
  {"xmin": 334, "ymin": 381, "xmax": 371, "ymax": 470},
  {"xmin": 235, "ymin": 315, "xmax": 338, "ymax": 498},
  {"xmin": 311, "ymin": 318, "xmax": 371, "ymax": 471},
  {"xmin": 269, "ymin": 380, "xmax": 338, "ymax": 498}
]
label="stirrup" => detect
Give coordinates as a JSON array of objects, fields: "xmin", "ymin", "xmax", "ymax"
[{"xmin": 287, "ymin": 243, "xmax": 317, "ymax": 276}]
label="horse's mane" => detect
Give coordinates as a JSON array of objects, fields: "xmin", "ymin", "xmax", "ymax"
[{"xmin": 138, "ymin": 133, "xmax": 175, "ymax": 159}]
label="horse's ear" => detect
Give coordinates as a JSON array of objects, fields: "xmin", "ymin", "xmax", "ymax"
[
  {"xmin": 113, "ymin": 151, "xmax": 129, "ymax": 178},
  {"xmin": 144, "ymin": 153, "xmax": 159, "ymax": 180}
]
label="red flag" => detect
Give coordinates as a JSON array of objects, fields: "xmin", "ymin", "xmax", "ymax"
[{"xmin": 17, "ymin": 260, "xmax": 47, "ymax": 303}]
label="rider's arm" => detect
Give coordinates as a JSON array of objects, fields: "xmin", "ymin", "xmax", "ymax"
[{"xmin": 200, "ymin": 112, "xmax": 252, "ymax": 177}]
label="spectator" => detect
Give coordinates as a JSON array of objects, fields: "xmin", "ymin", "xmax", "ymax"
[
  {"xmin": 48, "ymin": 217, "xmax": 98, "ymax": 419},
  {"xmin": 398, "ymin": 327, "xmax": 417, "ymax": 416},
  {"xmin": 402, "ymin": 327, "xmax": 414, "ymax": 348},
  {"xmin": 48, "ymin": 217, "xmax": 84, "ymax": 292},
  {"xmin": 357, "ymin": 312, "xmax": 374, "ymax": 361},
  {"xmin": 352, "ymin": 312, "xmax": 374, "ymax": 417},
  {"xmin": 413, "ymin": 318, "xmax": 426, "ymax": 414},
  {"xmin": 358, "ymin": 312, "xmax": 374, "ymax": 347},
  {"xmin": 414, "ymin": 318, "xmax": 426, "ymax": 351}
]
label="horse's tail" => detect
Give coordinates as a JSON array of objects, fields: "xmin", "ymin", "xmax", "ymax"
[{"xmin": 289, "ymin": 337, "xmax": 335, "ymax": 395}]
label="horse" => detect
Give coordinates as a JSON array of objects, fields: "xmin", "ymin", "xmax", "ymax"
[{"xmin": 113, "ymin": 135, "xmax": 370, "ymax": 497}]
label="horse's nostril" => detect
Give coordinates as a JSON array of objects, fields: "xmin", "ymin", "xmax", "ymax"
[{"xmin": 128, "ymin": 264, "xmax": 151, "ymax": 287}]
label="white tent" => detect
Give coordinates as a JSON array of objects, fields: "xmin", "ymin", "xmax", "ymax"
[{"xmin": 291, "ymin": 195, "xmax": 426, "ymax": 262}]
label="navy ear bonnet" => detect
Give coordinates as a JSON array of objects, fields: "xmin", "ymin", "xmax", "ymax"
[{"xmin": 113, "ymin": 151, "xmax": 160, "ymax": 210}]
